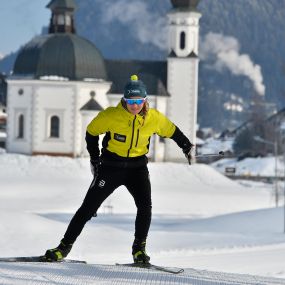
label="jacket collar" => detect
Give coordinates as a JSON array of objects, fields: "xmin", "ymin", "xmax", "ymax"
[{"xmin": 117, "ymin": 100, "xmax": 145, "ymax": 124}]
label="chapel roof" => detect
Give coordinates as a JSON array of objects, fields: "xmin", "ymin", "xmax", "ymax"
[
  {"xmin": 80, "ymin": 96, "xmax": 103, "ymax": 111},
  {"xmin": 13, "ymin": 34, "xmax": 107, "ymax": 80},
  {"xmin": 12, "ymin": 0, "xmax": 107, "ymax": 81}
]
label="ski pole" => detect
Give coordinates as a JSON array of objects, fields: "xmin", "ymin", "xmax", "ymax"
[{"xmin": 194, "ymin": 151, "xmax": 225, "ymax": 158}]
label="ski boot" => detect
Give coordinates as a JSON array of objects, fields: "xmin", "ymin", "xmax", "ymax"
[
  {"xmin": 44, "ymin": 240, "xmax": 73, "ymax": 261},
  {"xmin": 132, "ymin": 239, "xmax": 150, "ymax": 264}
]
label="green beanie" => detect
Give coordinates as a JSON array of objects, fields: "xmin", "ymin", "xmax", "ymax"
[{"xmin": 124, "ymin": 75, "xmax": 147, "ymax": 99}]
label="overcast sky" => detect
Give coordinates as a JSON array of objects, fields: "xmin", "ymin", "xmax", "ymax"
[{"xmin": 0, "ymin": 0, "xmax": 50, "ymax": 57}]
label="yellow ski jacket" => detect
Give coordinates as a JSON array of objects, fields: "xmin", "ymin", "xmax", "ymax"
[{"xmin": 87, "ymin": 101, "xmax": 176, "ymax": 158}]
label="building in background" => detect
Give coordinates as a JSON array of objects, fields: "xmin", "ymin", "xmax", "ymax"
[
  {"xmin": 0, "ymin": 73, "xmax": 7, "ymax": 148},
  {"xmin": 6, "ymin": 0, "xmax": 201, "ymax": 161}
]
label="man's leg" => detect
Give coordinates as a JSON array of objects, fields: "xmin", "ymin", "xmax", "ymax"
[
  {"xmin": 63, "ymin": 165, "xmax": 123, "ymax": 243},
  {"xmin": 125, "ymin": 166, "xmax": 152, "ymax": 263},
  {"xmin": 45, "ymin": 165, "xmax": 123, "ymax": 260}
]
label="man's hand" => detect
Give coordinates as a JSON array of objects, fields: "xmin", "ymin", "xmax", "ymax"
[{"xmin": 183, "ymin": 145, "xmax": 194, "ymax": 165}]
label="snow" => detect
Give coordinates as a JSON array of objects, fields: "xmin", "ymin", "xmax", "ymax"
[
  {"xmin": 199, "ymin": 137, "xmax": 234, "ymax": 154},
  {"xmin": 212, "ymin": 156, "xmax": 285, "ymax": 177},
  {"xmin": 1, "ymin": 153, "xmax": 285, "ymax": 284},
  {"xmin": 83, "ymin": 78, "xmax": 105, "ymax": 82},
  {"xmin": 2, "ymin": 263, "xmax": 285, "ymax": 285},
  {"xmin": 39, "ymin": 75, "xmax": 69, "ymax": 81},
  {"xmin": 0, "ymin": 132, "xmax": 6, "ymax": 139}
]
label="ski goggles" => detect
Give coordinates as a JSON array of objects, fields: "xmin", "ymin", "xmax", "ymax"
[{"xmin": 124, "ymin": 98, "xmax": 146, "ymax": 105}]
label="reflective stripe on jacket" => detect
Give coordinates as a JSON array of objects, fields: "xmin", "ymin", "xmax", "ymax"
[{"xmin": 87, "ymin": 101, "xmax": 176, "ymax": 158}]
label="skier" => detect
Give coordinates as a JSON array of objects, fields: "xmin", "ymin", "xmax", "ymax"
[{"xmin": 44, "ymin": 75, "xmax": 193, "ymax": 263}]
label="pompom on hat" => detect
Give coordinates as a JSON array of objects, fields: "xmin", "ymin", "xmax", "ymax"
[{"xmin": 124, "ymin": 75, "xmax": 147, "ymax": 99}]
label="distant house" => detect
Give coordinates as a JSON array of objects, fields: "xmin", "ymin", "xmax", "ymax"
[
  {"xmin": 6, "ymin": 0, "xmax": 201, "ymax": 161},
  {"xmin": 217, "ymin": 106, "xmax": 285, "ymax": 157}
]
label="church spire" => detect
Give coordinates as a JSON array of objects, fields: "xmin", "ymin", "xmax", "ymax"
[
  {"xmin": 168, "ymin": 0, "xmax": 201, "ymax": 56},
  {"xmin": 46, "ymin": 0, "xmax": 77, "ymax": 34}
]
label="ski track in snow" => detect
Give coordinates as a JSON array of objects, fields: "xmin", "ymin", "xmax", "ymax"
[{"xmin": 0, "ymin": 263, "xmax": 285, "ymax": 285}]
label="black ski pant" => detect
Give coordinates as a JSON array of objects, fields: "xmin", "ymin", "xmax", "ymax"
[{"xmin": 63, "ymin": 164, "xmax": 152, "ymax": 245}]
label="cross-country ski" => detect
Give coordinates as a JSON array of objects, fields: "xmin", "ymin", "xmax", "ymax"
[
  {"xmin": 0, "ymin": 256, "xmax": 86, "ymax": 264},
  {"xmin": 116, "ymin": 263, "xmax": 184, "ymax": 274}
]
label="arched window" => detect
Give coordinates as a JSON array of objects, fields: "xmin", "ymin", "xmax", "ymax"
[
  {"xmin": 17, "ymin": 114, "xmax": 24, "ymax": 139},
  {"xmin": 57, "ymin": 15, "xmax": 65, "ymax": 25},
  {"xmin": 180, "ymin": 31, "xmax": 186, "ymax": 50},
  {"xmin": 50, "ymin": 116, "xmax": 60, "ymax": 138}
]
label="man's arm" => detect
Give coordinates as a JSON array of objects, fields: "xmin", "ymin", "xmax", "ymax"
[
  {"xmin": 171, "ymin": 126, "xmax": 194, "ymax": 164},
  {"xmin": 85, "ymin": 131, "xmax": 100, "ymax": 160},
  {"xmin": 171, "ymin": 126, "xmax": 193, "ymax": 151},
  {"xmin": 86, "ymin": 131, "xmax": 100, "ymax": 176}
]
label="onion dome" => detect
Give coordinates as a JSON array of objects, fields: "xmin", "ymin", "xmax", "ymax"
[{"xmin": 12, "ymin": 0, "xmax": 107, "ymax": 80}]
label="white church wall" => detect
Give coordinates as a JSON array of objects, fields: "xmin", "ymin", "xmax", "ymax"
[
  {"xmin": 32, "ymin": 82, "xmax": 76, "ymax": 155},
  {"xmin": 152, "ymin": 96, "xmax": 168, "ymax": 162},
  {"xmin": 73, "ymin": 83, "xmax": 83, "ymax": 157},
  {"xmin": 76, "ymin": 82, "xmax": 110, "ymax": 126},
  {"xmin": 76, "ymin": 82, "xmax": 111, "ymax": 156},
  {"xmin": 166, "ymin": 58, "xmax": 199, "ymax": 162},
  {"xmin": 7, "ymin": 79, "xmax": 112, "ymax": 157},
  {"xmin": 79, "ymin": 81, "xmax": 112, "ymax": 109},
  {"xmin": 6, "ymin": 82, "xmax": 33, "ymax": 154},
  {"xmin": 80, "ymin": 110, "xmax": 100, "ymax": 156},
  {"xmin": 108, "ymin": 94, "xmax": 121, "ymax": 107}
]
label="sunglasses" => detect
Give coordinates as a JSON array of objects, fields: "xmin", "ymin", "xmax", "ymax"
[{"xmin": 124, "ymin": 98, "xmax": 146, "ymax": 105}]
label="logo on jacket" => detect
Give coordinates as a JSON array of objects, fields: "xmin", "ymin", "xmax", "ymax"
[{"xmin": 114, "ymin": 133, "xmax": 126, "ymax": 142}]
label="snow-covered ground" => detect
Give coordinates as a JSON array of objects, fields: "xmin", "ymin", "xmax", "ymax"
[
  {"xmin": 1, "ymin": 153, "xmax": 285, "ymax": 284},
  {"xmin": 199, "ymin": 136, "xmax": 234, "ymax": 155},
  {"xmin": 212, "ymin": 156, "xmax": 285, "ymax": 177}
]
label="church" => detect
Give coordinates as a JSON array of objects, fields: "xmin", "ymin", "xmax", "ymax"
[{"xmin": 6, "ymin": 0, "xmax": 201, "ymax": 162}]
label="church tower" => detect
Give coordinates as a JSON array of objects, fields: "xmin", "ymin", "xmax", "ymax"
[{"xmin": 165, "ymin": 0, "xmax": 201, "ymax": 161}]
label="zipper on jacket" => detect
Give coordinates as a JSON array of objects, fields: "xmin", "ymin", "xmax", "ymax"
[
  {"xmin": 127, "ymin": 116, "xmax": 136, "ymax": 157},
  {"xmin": 135, "ymin": 129, "xmax": 140, "ymax": 147}
]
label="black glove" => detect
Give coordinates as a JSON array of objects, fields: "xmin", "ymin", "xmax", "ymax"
[
  {"xmin": 90, "ymin": 158, "xmax": 100, "ymax": 177},
  {"xmin": 183, "ymin": 145, "xmax": 194, "ymax": 165}
]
